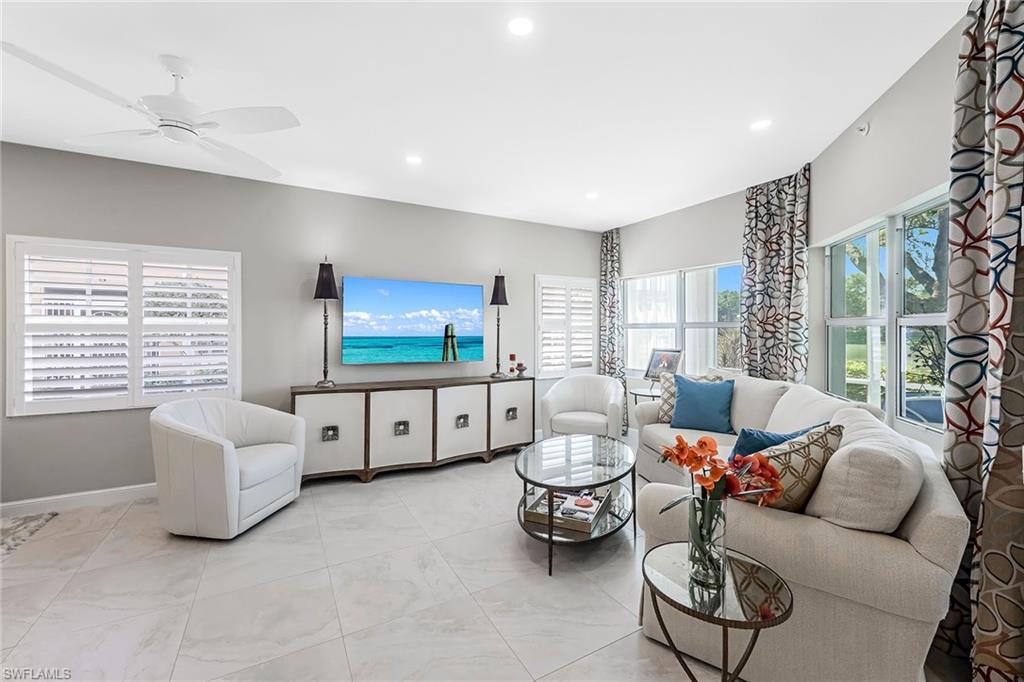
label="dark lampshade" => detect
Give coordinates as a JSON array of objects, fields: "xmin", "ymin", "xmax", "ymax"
[
  {"xmin": 314, "ymin": 262, "xmax": 340, "ymax": 300},
  {"xmin": 489, "ymin": 274, "xmax": 508, "ymax": 306}
]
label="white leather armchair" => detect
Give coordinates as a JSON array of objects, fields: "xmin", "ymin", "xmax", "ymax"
[
  {"xmin": 150, "ymin": 398, "xmax": 305, "ymax": 540},
  {"xmin": 541, "ymin": 375, "xmax": 625, "ymax": 439}
]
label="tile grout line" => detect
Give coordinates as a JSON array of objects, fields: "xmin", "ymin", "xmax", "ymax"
[
  {"xmin": 312, "ymin": 495, "xmax": 357, "ymax": 682},
  {"xmin": 167, "ymin": 536, "xmax": 212, "ymax": 681}
]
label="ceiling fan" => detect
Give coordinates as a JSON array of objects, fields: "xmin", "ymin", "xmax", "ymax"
[{"xmin": 1, "ymin": 42, "xmax": 299, "ymax": 178}]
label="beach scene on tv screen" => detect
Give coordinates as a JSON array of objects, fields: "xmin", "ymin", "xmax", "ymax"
[{"xmin": 342, "ymin": 277, "xmax": 485, "ymax": 364}]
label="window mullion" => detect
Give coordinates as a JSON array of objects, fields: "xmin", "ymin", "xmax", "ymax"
[{"xmin": 128, "ymin": 250, "xmax": 143, "ymax": 408}]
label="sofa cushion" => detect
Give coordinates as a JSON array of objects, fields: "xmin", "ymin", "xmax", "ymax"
[
  {"xmin": 805, "ymin": 407, "xmax": 925, "ymax": 533},
  {"xmin": 551, "ymin": 411, "xmax": 608, "ymax": 435},
  {"xmin": 671, "ymin": 375, "xmax": 734, "ymax": 433},
  {"xmin": 730, "ymin": 375, "xmax": 791, "ymax": 431},
  {"xmin": 657, "ymin": 372, "xmax": 722, "ymax": 423},
  {"xmin": 237, "ymin": 443, "xmax": 298, "ymax": 489},
  {"xmin": 641, "ymin": 423, "xmax": 738, "ymax": 456},
  {"xmin": 738, "ymin": 424, "xmax": 844, "ymax": 512},
  {"xmin": 764, "ymin": 384, "xmax": 854, "ymax": 433}
]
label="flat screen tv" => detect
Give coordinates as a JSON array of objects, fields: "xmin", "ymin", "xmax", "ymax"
[{"xmin": 341, "ymin": 276, "xmax": 485, "ymax": 365}]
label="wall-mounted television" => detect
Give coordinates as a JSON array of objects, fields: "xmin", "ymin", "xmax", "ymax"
[{"xmin": 341, "ymin": 276, "xmax": 485, "ymax": 365}]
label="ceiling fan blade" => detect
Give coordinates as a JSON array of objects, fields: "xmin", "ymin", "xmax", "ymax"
[
  {"xmin": 197, "ymin": 137, "xmax": 280, "ymax": 178},
  {"xmin": 1, "ymin": 41, "xmax": 155, "ymax": 122},
  {"xmin": 66, "ymin": 129, "xmax": 159, "ymax": 147},
  {"xmin": 197, "ymin": 106, "xmax": 299, "ymax": 134}
]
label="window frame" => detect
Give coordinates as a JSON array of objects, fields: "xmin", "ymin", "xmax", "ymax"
[
  {"xmin": 6, "ymin": 234, "xmax": 242, "ymax": 417},
  {"xmin": 534, "ymin": 274, "xmax": 598, "ymax": 380},
  {"xmin": 621, "ymin": 261, "xmax": 742, "ymax": 377},
  {"xmin": 824, "ymin": 194, "xmax": 948, "ymax": 435}
]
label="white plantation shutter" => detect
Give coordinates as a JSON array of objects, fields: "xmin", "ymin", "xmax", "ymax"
[
  {"xmin": 142, "ymin": 261, "xmax": 233, "ymax": 397},
  {"xmin": 7, "ymin": 236, "xmax": 240, "ymax": 416},
  {"xmin": 20, "ymin": 249, "xmax": 130, "ymax": 410},
  {"xmin": 535, "ymin": 275, "xmax": 597, "ymax": 378}
]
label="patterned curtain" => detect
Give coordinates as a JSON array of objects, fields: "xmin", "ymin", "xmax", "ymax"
[
  {"xmin": 938, "ymin": 2, "xmax": 1024, "ymax": 679},
  {"xmin": 599, "ymin": 228, "xmax": 627, "ymax": 434},
  {"xmin": 739, "ymin": 164, "xmax": 810, "ymax": 383}
]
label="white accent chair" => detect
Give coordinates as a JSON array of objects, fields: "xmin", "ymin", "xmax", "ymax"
[
  {"xmin": 540, "ymin": 374, "xmax": 625, "ymax": 438},
  {"xmin": 150, "ymin": 398, "xmax": 305, "ymax": 540}
]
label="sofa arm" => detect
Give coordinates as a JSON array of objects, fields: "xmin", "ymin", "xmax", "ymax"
[
  {"xmin": 638, "ymin": 482, "xmax": 693, "ymax": 542},
  {"xmin": 635, "ymin": 400, "xmax": 660, "ymax": 433},
  {"xmin": 895, "ymin": 459, "xmax": 970, "ymax": 576}
]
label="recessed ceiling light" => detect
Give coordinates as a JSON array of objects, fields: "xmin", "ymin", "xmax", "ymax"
[
  {"xmin": 585, "ymin": 191, "xmax": 599, "ymax": 200},
  {"xmin": 750, "ymin": 119, "xmax": 772, "ymax": 131},
  {"xmin": 508, "ymin": 17, "xmax": 534, "ymax": 36},
  {"xmin": 405, "ymin": 154, "xmax": 422, "ymax": 166}
]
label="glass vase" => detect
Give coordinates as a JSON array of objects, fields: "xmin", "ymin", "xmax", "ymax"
[{"xmin": 688, "ymin": 497, "xmax": 727, "ymax": 588}]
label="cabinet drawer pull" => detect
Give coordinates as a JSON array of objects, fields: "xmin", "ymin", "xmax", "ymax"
[
  {"xmin": 505, "ymin": 407, "xmax": 518, "ymax": 421},
  {"xmin": 394, "ymin": 420, "xmax": 410, "ymax": 436},
  {"xmin": 321, "ymin": 425, "xmax": 340, "ymax": 442},
  {"xmin": 455, "ymin": 414, "xmax": 470, "ymax": 429}
]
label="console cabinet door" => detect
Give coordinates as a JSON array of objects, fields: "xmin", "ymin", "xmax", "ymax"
[
  {"xmin": 436, "ymin": 384, "xmax": 488, "ymax": 459},
  {"xmin": 295, "ymin": 393, "xmax": 366, "ymax": 475},
  {"xmin": 369, "ymin": 389, "xmax": 434, "ymax": 467},
  {"xmin": 490, "ymin": 380, "xmax": 534, "ymax": 450}
]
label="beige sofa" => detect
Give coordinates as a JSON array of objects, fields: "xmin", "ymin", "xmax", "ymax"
[{"xmin": 635, "ymin": 376, "xmax": 969, "ymax": 681}]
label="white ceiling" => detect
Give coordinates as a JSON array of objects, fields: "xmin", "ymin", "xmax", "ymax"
[{"xmin": 1, "ymin": 2, "xmax": 965, "ymax": 231}]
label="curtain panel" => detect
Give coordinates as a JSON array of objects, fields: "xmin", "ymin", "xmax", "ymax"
[
  {"xmin": 939, "ymin": 2, "xmax": 1024, "ymax": 680},
  {"xmin": 739, "ymin": 164, "xmax": 810, "ymax": 383},
  {"xmin": 599, "ymin": 228, "xmax": 627, "ymax": 434}
]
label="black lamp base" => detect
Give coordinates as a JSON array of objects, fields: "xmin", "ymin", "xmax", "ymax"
[
  {"xmin": 489, "ymin": 371, "xmax": 507, "ymax": 380},
  {"xmin": 315, "ymin": 378, "xmax": 336, "ymax": 388}
]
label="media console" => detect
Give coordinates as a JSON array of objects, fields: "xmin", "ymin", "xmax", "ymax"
[{"xmin": 290, "ymin": 375, "xmax": 535, "ymax": 482}]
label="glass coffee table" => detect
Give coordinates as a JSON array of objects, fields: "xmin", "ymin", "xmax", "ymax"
[
  {"xmin": 642, "ymin": 541, "xmax": 793, "ymax": 682},
  {"xmin": 515, "ymin": 434, "xmax": 636, "ymax": 576}
]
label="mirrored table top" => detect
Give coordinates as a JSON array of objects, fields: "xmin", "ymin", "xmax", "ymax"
[
  {"xmin": 643, "ymin": 542, "xmax": 793, "ymax": 630},
  {"xmin": 515, "ymin": 435, "xmax": 636, "ymax": 490}
]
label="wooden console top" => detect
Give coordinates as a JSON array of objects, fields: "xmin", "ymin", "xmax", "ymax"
[{"xmin": 290, "ymin": 374, "xmax": 534, "ymax": 396}]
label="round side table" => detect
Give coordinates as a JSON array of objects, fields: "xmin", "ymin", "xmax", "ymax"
[
  {"xmin": 629, "ymin": 385, "xmax": 660, "ymax": 405},
  {"xmin": 642, "ymin": 541, "xmax": 793, "ymax": 682}
]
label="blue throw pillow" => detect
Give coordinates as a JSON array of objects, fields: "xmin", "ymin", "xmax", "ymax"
[
  {"xmin": 670, "ymin": 375, "xmax": 735, "ymax": 433},
  {"xmin": 731, "ymin": 424, "xmax": 822, "ymax": 458}
]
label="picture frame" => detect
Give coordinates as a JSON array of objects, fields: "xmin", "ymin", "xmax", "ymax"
[{"xmin": 643, "ymin": 348, "xmax": 682, "ymax": 381}]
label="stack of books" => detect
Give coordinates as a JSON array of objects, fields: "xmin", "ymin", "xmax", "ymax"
[{"xmin": 524, "ymin": 488, "xmax": 611, "ymax": 534}]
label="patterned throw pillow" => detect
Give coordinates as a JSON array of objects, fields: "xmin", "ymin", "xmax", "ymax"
[
  {"xmin": 657, "ymin": 372, "xmax": 723, "ymax": 423},
  {"xmin": 739, "ymin": 424, "xmax": 844, "ymax": 512}
]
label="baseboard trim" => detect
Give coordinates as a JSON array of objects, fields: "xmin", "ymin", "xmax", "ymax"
[{"xmin": 1, "ymin": 482, "xmax": 157, "ymax": 517}]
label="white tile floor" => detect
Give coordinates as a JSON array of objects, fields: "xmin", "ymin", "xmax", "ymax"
[{"xmin": 0, "ymin": 453, "xmax": 968, "ymax": 681}]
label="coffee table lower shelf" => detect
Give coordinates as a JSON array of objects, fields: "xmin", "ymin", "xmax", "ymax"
[{"xmin": 516, "ymin": 481, "xmax": 635, "ymax": 574}]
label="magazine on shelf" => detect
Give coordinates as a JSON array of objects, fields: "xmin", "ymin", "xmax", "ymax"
[{"xmin": 523, "ymin": 487, "xmax": 612, "ymax": 534}]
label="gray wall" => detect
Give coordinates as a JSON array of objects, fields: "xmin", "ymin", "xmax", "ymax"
[
  {"xmin": 617, "ymin": 23, "xmax": 962, "ymax": 398},
  {"xmin": 1, "ymin": 143, "xmax": 601, "ymax": 502}
]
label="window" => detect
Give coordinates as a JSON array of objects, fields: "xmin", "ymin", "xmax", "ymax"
[
  {"xmin": 826, "ymin": 197, "xmax": 948, "ymax": 431},
  {"xmin": 826, "ymin": 225, "xmax": 887, "ymax": 409},
  {"xmin": 535, "ymin": 275, "xmax": 597, "ymax": 378},
  {"xmin": 7, "ymin": 235, "xmax": 241, "ymax": 416},
  {"xmin": 622, "ymin": 263, "xmax": 742, "ymax": 376}
]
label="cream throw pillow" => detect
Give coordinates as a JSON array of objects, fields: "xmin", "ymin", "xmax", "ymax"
[
  {"xmin": 805, "ymin": 407, "xmax": 925, "ymax": 533},
  {"xmin": 739, "ymin": 424, "xmax": 844, "ymax": 512}
]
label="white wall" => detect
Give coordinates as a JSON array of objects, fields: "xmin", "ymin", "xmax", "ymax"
[{"xmin": 1, "ymin": 143, "xmax": 601, "ymax": 502}]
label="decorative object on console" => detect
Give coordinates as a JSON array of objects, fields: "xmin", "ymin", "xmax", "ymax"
[
  {"xmin": 516, "ymin": 362, "xmax": 527, "ymax": 377},
  {"xmin": 658, "ymin": 434, "xmax": 784, "ymax": 587},
  {"xmin": 489, "ymin": 271, "xmax": 509, "ymax": 378},
  {"xmin": 313, "ymin": 258, "xmax": 340, "ymax": 388}
]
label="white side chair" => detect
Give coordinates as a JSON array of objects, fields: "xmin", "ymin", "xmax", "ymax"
[
  {"xmin": 150, "ymin": 397, "xmax": 305, "ymax": 540},
  {"xmin": 541, "ymin": 374, "xmax": 625, "ymax": 439}
]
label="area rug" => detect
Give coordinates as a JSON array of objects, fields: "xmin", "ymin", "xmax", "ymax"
[{"xmin": 1, "ymin": 512, "xmax": 57, "ymax": 556}]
